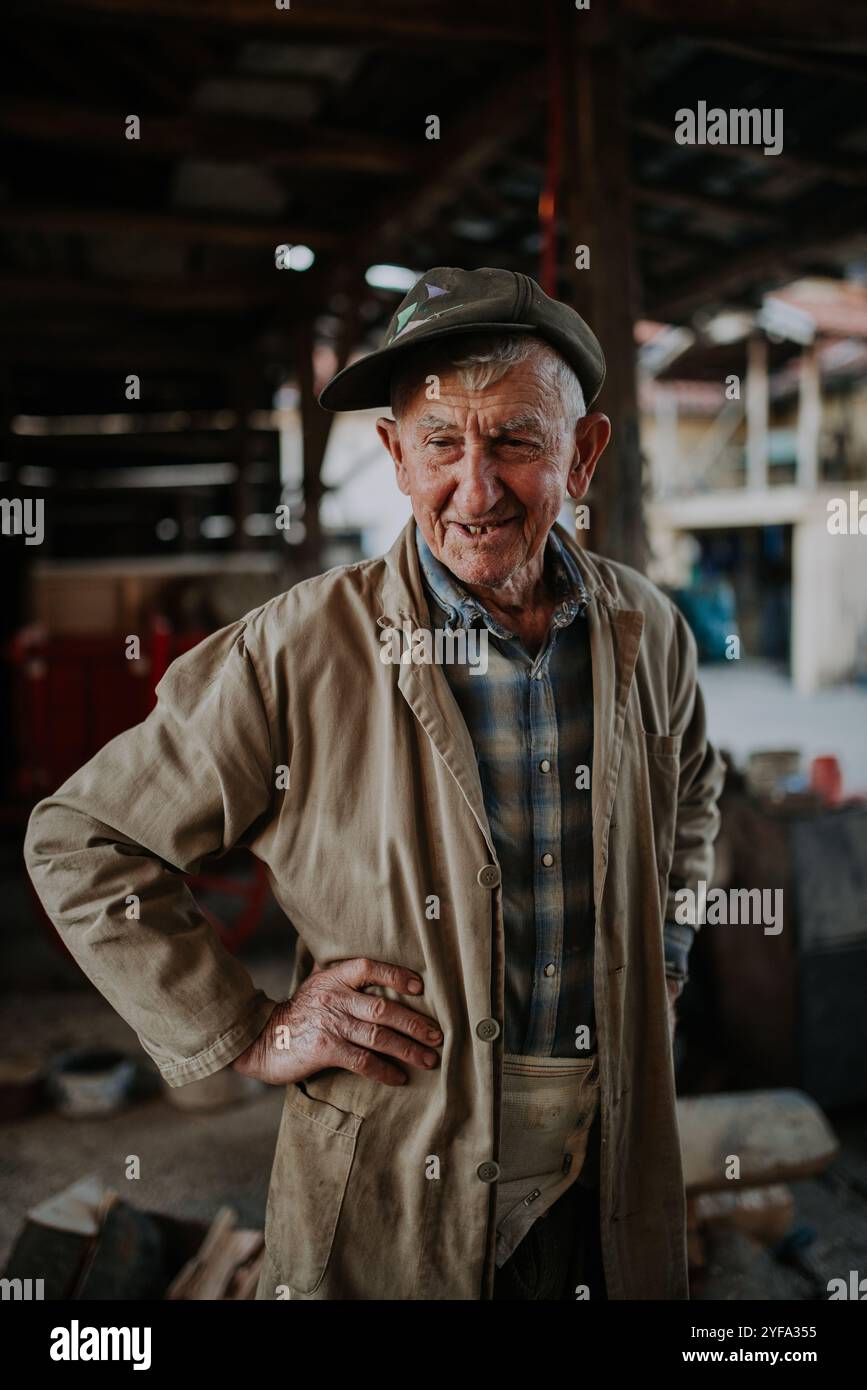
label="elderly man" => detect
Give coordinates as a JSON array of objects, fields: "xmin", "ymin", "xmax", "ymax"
[{"xmin": 25, "ymin": 266, "xmax": 724, "ymax": 1301}]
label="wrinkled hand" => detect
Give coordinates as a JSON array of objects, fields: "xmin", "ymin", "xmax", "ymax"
[{"xmin": 232, "ymin": 957, "xmax": 442, "ymax": 1088}]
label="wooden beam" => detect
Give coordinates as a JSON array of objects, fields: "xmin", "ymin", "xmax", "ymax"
[
  {"xmin": 0, "ymin": 204, "xmax": 341, "ymax": 252},
  {"xmin": 27, "ymin": 0, "xmax": 542, "ymax": 44},
  {"xmin": 634, "ymin": 117, "xmax": 867, "ymax": 188},
  {"xmin": 638, "ymin": 228, "xmax": 727, "ymax": 265},
  {"xmin": 0, "ymin": 103, "xmax": 416, "ymax": 177},
  {"xmin": 7, "ymin": 429, "xmax": 278, "ymax": 464},
  {"xmin": 295, "ymin": 316, "xmax": 327, "ymax": 574},
  {"xmin": 563, "ymin": 23, "xmax": 646, "ymax": 569},
  {"xmin": 745, "ymin": 332, "xmax": 769, "ymax": 490},
  {"xmin": 634, "ymin": 183, "xmax": 779, "ymax": 230},
  {"xmin": 697, "ymin": 37, "xmax": 867, "ymax": 86},
  {"xmin": 229, "ymin": 365, "xmax": 262, "ymax": 550},
  {"xmin": 647, "ymin": 196, "xmax": 867, "ymax": 320},
  {"xmin": 0, "ymin": 273, "xmax": 277, "ymax": 312},
  {"xmin": 347, "ymin": 64, "xmax": 546, "ymax": 272},
  {"xmin": 625, "ymin": 0, "xmax": 867, "ymax": 42},
  {"xmin": 795, "ymin": 343, "xmax": 821, "ymax": 490},
  {"xmin": 0, "ymin": 274, "xmax": 302, "ymax": 314},
  {"xmin": 0, "ymin": 338, "xmax": 237, "ymax": 372}
]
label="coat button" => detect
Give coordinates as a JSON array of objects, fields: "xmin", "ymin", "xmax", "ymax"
[
  {"xmin": 477, "ymin": 1161, "xmax": 500, "ymax": 1183},
  {"xmin": 475, "ymin": 1017, "xmax": 500, "ymax": 1042},
  {"xmin": 477, "ymin": 864, "xmax": 501, "ymax": 888}
]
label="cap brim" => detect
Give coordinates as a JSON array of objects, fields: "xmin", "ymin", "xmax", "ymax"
[{"xmin": 318, "ymin": 321, "xmax": 539, "ymax": 412}]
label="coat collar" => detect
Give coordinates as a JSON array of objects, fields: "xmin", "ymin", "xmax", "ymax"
[{"xmin": 412, "ymin": 522, "xmax": 589, "ymax": 638}]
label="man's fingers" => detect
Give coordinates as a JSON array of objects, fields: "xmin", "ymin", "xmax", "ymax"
[
  {"xmin": 340, "ymin": 1016, "xmax": 440, "ymax": 1072},
  {"xmin": 348, "ymin": 991, "xmax": 442, "ymax": 1044},
  {"xmin": 332, "ymin": 1039, "xmax": 407, "ymax": 1087},
  {"xmin": 333, "ymin": 956, "xmax": 424, "ymax": 996}
]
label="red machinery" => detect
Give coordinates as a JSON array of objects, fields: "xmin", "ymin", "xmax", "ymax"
[{"xmin": 8, "ymin": 618, "xmax": 270, "ymax": 957}]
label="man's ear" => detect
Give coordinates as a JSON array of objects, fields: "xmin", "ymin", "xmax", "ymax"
[
  {"xmin": 376, "ymin": 416, "xmax": 411, "ymax": 495},
  {"xmin": 567, "ymin": 412, "xmax": 611, "ymax": 501}
]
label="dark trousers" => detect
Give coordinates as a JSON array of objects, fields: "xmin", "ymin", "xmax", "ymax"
[{"xmin": 493, "ymin": 1181, "xmax": 608, "ymax": 1301}]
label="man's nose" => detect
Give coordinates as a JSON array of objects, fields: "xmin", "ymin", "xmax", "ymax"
[{"xmin": 452, "ymin": 441, "xmax": 502, "ymax": 515}]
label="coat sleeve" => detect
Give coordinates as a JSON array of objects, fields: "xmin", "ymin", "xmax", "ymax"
[
  {"xmin": 665, "ymin": 606, "xmax": 726, "ymax": 925},
  {"xmin": 23, "ymin": 617, "xmax": 280, "ymax": 1087}
]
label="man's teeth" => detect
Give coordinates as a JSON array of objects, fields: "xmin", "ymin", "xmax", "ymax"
[{"xmin": 464, "ymin": 522, "xmax": 502, "ymax": 534}]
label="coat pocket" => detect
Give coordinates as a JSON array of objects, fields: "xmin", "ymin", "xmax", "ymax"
[
  {"xmin": 263, "ymin": 1080, "xmax": 363, "ymax": 1296},
  {"xmin": 643, "ymin": 731, "xmax": 682, "ymax": 879}
]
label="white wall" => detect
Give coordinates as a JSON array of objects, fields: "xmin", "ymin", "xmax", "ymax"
[{"xmin": 793, "ymin": 495, "xmax": 867, "ymax": 692}]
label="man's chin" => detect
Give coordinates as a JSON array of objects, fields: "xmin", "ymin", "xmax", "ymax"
[{"xmin": 442, "ymin": 540, "xmax": 520, "ymax": 588}]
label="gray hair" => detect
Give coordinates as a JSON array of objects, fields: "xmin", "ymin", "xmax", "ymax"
[{"xmin": 390, "ymin": 332, "xmax": 586, "ymax": 430}]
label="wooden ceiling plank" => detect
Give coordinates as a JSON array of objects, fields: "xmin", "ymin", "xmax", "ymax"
[
  {"xmin": 647, "ymin": 198, "xmax": 867, "ymax": 320},
  {"xmin": 0, "ymin": 203, "xmax": 342, "ymax": 251},
  {"xmin": 24, "ymin": 0, "xmax": 541, "ymax": 45},
  {"xmin": 697, "ymin": 37, "xmax": 867, "ymax": 85},
  {"xmin": 0, "ymin": 102, "xmax": 415, "ymax": 176},
  {"xmin": 633, "ymin": 184, "xmax": 779, "ymax": 230},
  {"xmin": 634, "ymin": 117, "xmax": 867, "ymax": 187},
  {"xmin": 626, "ymin": 0, "xmax": 867, "ymax": 43},
  {"xmin": 347, "ymin": 63, "xmax": 547, "ymax": 271}
]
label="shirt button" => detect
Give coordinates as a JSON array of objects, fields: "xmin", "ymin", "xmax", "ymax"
[
  {"xmin": 476, "ymin": 1017, "xmax": 501, "ymax": 1042},
  {"xmin": 539, "ymin": 759, "xmax": 551, "ymax": 773},
  {"xmin": 541, "ymin": 852, "xmax": 554, "ymax": 867},
  {"xmin": 543, "ymin": 963, "xmax": 556, "ymax": 978},
  {"xmin": 477, "ymin": 864, "xmax": 501, "ymax": 888},
  {"xmin": 477, "ymin": 1161, "xmax": 500, "ymax": 1183}
]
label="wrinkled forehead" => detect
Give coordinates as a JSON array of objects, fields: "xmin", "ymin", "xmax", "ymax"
[{"xmin": 412, "ymin": 406, "xmax": 549, "ymax": 436}]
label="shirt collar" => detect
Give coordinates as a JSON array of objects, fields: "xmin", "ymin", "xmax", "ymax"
[{"xmin": 414, "ymin": 522, "xmax": 589, "ymax": 636}]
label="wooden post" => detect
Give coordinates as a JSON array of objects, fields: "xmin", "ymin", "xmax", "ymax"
[
  {"xmin": 295, "ymin": 316, "xmax": 328, "ymax": 574},
  {"xmin": 795, "ymin": 341, "xmax": 821, "ymax": 490},
  {"xmin": 294, "ymin": 287, "xmax": 364, "ymax": 576},
  {"xmin": 230, "ymin": 364, "xmax": 258, "ymax": 551},
  {"xmin": 561, "ymin": 11, "xmax": 646, "ymax": 568},
  {"xmin": 653, "ymin": 386, "xmax": 679, "ymax": 499},
  {"xmin": 746, "ymin": 332, "xmax": 769, "ymax": 491}
]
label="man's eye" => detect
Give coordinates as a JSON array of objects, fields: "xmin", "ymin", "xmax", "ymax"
[{"xmin": 430, "ymin": 439, "xmax": 455, "ymax": 448}]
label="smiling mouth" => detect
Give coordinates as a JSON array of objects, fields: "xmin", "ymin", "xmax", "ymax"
[{"xmin": 450, "ymin": 518, "xmax": 515, "ymax": 538}]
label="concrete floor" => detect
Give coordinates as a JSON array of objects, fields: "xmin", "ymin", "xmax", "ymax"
[
  {"xmin": 698, "ymin": 660, "xmax": 867, "ymax": 792},
  {"xmin": 0, "ymin": 927, "xmax": 295, "ymax": 1275}
]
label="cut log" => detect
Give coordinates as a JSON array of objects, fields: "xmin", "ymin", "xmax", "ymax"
[
  {"xmin": 166, "ymin": 1207, "xmax": 264, "ymax": 1301},
  {"xmin": 678, "ymin": 1089, "xmax": 838, "ymax": 1195},
  {"xmin": 693, "ymin": 1184, "xmax": 795, "ymax": 1245}
]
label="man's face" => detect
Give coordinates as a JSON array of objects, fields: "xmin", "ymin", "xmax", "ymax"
[{"xmin": 377, "ymin": 353, "xmax": 610, "ymax": 591}]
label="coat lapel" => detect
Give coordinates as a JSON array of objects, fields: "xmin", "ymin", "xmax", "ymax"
[
  {"xmin": 559, "ymin": 535, "xmax": 645, "ymax": 909},
  {"xmin": 380, "ymin": 520, "xmax": 496, "ymax": 857}
]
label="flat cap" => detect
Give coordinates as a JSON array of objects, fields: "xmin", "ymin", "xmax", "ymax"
[{"xmin": 318, "ymin": 266, "xmax": 606, "ymax": 412}]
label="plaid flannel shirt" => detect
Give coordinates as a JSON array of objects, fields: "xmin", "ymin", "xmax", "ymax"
[{"xmin": 415, "ymin": 523, "xmax": 693, "ymax": 1059}]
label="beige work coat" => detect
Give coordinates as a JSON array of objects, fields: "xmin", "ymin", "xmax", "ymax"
[{"xmin": 25, "ymin": 517, "xmax": 724, "ymax": 1300}]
